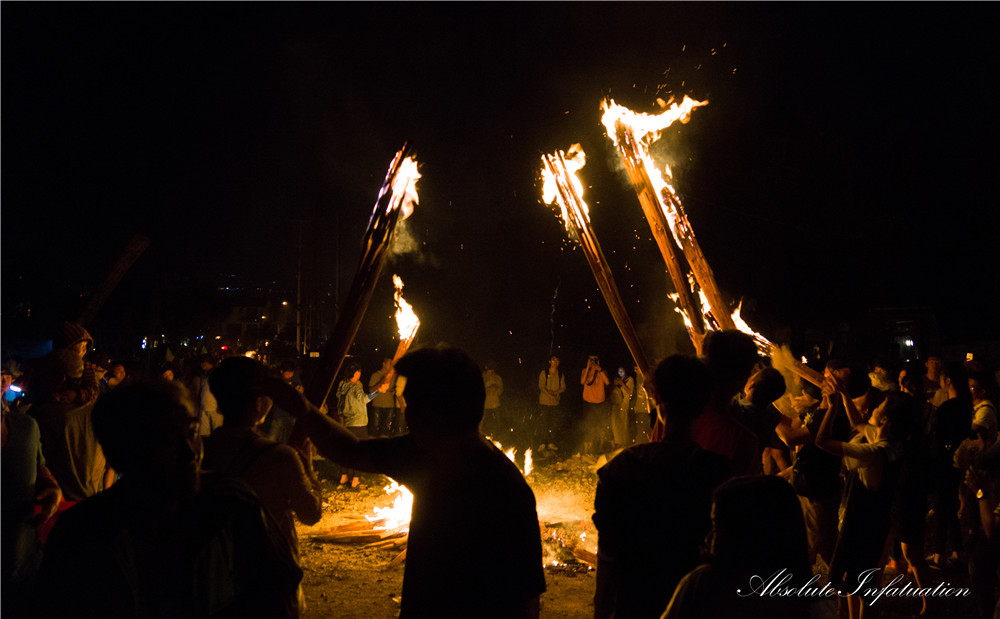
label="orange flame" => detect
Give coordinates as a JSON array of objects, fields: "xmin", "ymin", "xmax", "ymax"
[
  {"xmin": 540, "ymin": 143, "xmax": 590, "ymax": 232},
  {"xmin": 731, "ymin": 301, "xmax": 774, "ymax": 354},
  {"xmin": 379, "ymin": 155, "xmax": 420, "ymax": 220},
  {"xmin": 600, "ymin": 96, "xmax": 709, "ymax": 145},
  {"xmin": 491, "ymin": 439, "xmax": 532, "ymax": 476},
  {"xmin": 601, "ymin": 99, "xmax": 707, "ymax": 249},
  {"xmin": 367, "ymin": 480, "xmax": 413, "ymax": 530},
  {"xmin": 392, "ymin": 275, "xmax": 420, "ymax": 342}
]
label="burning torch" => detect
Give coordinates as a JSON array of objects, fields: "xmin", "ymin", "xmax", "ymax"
[
  {"xmin": 540, "ymin": 144, "xmax": 652, "ymax": 380},
  {"xmin": 301, "ymin": 145, "xmax": 421, "ymax": 414}
]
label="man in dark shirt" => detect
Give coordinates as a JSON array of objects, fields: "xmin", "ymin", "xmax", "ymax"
[
  {"xmin": 593, "ymin": 355, "xmax": 729, "ymax": 619},
  {"xmin": 281, "ymin": 346, "xmax": 546, "ymax": 619}
]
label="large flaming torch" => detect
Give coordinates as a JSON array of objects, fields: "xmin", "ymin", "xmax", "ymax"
[
  {"xmin": 540, "ymin": 144, "xmax": 652, "ymax": 380},
  {"xmin": 602, "ymin": 100, "xmax": 823, "ymax": 387},
  {"xmin": 302, "ymin": 146, "xmax": 421, "ymax": 413},
  {"xmin": 601, "ymin": 98, "xmax": 735, "ymax": 349}
]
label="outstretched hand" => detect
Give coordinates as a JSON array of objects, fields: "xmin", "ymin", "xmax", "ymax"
[
  {"xmin": 259, "ymin": 376, "xmax": 310, "ymax": 418},
  {"xmin": 33, "ymin": 485, "xmax": 62, "ymax": 525}
]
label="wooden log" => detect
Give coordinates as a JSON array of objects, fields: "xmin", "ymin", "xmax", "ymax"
[
  {"xmin": 312, "ymin": 531, "xmax": 386, "ymax": 544},
  {"xmin": 365, "ymin": 533, "xmax": 408, "ymax": 550},
  {"xmin": 572, "ymin": 546, "xmax": 598, "ymax": 568},
  {"xmin": 385, "ymin": 548, "xmax": 407, "ymax": 569}
]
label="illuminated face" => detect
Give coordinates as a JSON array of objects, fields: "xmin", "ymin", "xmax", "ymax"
[
  {"xmin": 1, "ymin": 373, "xmax": 12, "ymax": 394},
  {"xmin": 869, "ymin": 401, "xmax": 888, "ymax": 427},
  {"xmin": 926, "ymin": 357, "xmax": 942, "ymax": 377},
  {"xmin": 617, "ymin": 367, "xmax": 626, "ymax": 379},
  {"xmin": 72, "ymin": 340, "xmax": 89, "ymax": 358},
  {"xmin": 549, "ymin": 356, "xmax": 559, "ymax": 369}
]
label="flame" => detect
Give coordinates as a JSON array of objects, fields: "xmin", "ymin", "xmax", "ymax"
[
  {"xmin": 601, "ymin": 97, "xmax": 709, "ymax": 145},
  {"xmin": 375, "ymin": 154, "xmax": 420, "ymax": 222},
  {"xmin": 392, "ymin": 275, "xmax": 420, "ymax": 342},
  {"xmin": 601, "ymin": 99, "xmax": 707, "ymax": 249},
  {"xmin": 731, "ymin": 301, "xmax": 774, "ymax": 354},
  {"xmin": 491, "ymin": 438, "xmax": 532, "ymax": 476},
  {"xmin": 392, "ymin": 157, "xmax": 420, "ymax": 219},
  {"xmin": 367, "ymin": 480, "xmax": 413, "ymax": 530},
  {"xmin": 540, "ymin": 143, "xmax": 590, "ymax": 232}
]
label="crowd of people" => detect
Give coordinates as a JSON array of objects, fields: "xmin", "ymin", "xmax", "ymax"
[{"xmin": 2, "ymin": 319, "xmax": 999, "ymax": 619}]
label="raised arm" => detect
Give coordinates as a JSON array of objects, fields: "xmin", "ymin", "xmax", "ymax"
[
  {"xmin": 814, "ymin": 391, "xmax": 844, "ymax": 457},
  {"xmin": 264, "ymin": 377, "xmax": 379, "ymax": 472}
]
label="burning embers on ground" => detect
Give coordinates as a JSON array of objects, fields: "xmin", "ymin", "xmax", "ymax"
[{"xmin": 300, "ymin": 442, "xmax": 601, "ymax": 572}]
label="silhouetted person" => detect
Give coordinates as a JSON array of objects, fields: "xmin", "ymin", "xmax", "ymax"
[
  {"xmin": 27, "ymin": 350, "xmax": 113, "ymax": 502},
  {"xmin": 692, "ymin": 330, "xmax": 762, "ymax": 476},
  {"xmin": 39, "ymin": 380, "xmax": 302, "ymax": 618},
  {"xmin": 816, "ymin": 388, "xmax": 915, "ymax": 619},
  {"xmin": 663, "ymin": 476, "xmax": 813, "ymax": 619},
  {"xmin": 280, "ymin": 345, "xmax": 546, "ymax": 619},
  {"xmin": 202, "ymin": 358, "xmax": 323, "ymax": 570},
  {"xmin": 593, "ymin": 355, "xmax": 729, "ymax": 619}
]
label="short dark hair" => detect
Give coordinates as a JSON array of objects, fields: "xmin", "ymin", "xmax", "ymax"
[
  {"xmin": 653, "ymin": 355, "xmax": 712, "ymax": 429},
  {"xmin": 880, "ymin": 391, "xmax": 919, "ymax": 441},
  {"xmin": 750, "ymin": 368, "xmax": 786, "ymax": 406},
  {"xmin": 704, "ymin": 330, "xmax": 759, "ymax": 384},
  {"xmin": 395, "ymin": 346, "xmax": 485, "ymax": 433},
  {"xmin": 941, "ymin": 361, "xmax": 970, "ymax": 400},
  {"xmin": 343, "ymin": 362, "xmax": 361, "ymax": 378},
  {"xmin": 209, "ymin": 357, "xmax": 270, "ymax": 419},
  {"xmin": 93, "ymin": 380, "xmax": 194, "ymax": 477},
  {"xmin": 711, "ymin": 475, "xmax": 810, "ymax": 577}
]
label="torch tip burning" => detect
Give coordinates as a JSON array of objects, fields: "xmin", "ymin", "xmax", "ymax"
[
  {"xmin": 600, "ymin": 96, "xmax": 709, "ymax": 145},
  {"xmin": 393, "ymin": 275, "xmax": 420, "ymax": 342}
]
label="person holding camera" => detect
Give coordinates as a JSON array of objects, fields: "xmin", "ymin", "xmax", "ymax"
[{"xmin": 581, "ymin": 355, "xmax": 610, "ymax": 454}]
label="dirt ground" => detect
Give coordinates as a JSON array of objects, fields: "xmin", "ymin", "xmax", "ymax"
[
  {"xmin": 298, "ymin": 449, "xmax": 601, "ymax": 619},
  {"xmin": 297, "ymin": 451, "xmax": 981, "ymax": 619}
]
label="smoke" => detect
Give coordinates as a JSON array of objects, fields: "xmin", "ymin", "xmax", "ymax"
[
  {"xmin": 636, "ymin": 292, "xmax": 689, "ymax": 363},
  {"xmin": 389, "ymin": 219, "xmax": 439, "ymax": 267}
]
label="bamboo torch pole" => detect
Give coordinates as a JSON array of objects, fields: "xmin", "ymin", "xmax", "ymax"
[
  {"xmin": 607, "ymin": 102, "xmax": 824, "ymax": 388},
  {"xmin": 611, "ymin": 124, "xmax": 707, "ymax": 354},
  {"xmin": 613, "ymin": 121, "xmax": 736, "ymax": 333},
  {"xmin": 301, "ymin": 145, "xmax": 418, "ymax": 414},
  {"xmin": 541, "ymin": 150, "xmax": 652, "ymax": 380}
]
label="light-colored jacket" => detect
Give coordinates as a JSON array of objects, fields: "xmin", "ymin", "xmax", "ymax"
[{"xmin": 538, "ymin": 370, "xmax": 566, "ymax": 406}]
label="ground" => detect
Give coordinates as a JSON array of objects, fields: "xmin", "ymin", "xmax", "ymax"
[
  {"xmin": 297, "ymin": 449, "xmax": 982, "ymax": 619},
  {"xmin": 298, "ymin": 447, "xmax": 601, "ymax": 619}
]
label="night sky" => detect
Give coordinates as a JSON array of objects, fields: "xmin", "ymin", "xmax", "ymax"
[{"xmin": 3, "ymin": 3, "xmax": 998, "ymax": 383}]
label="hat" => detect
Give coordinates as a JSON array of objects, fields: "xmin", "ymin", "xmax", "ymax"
[
  {"xmin": 54, "ymin": 322, "xmax": 94, "ymax": 350},
  {"xmin": 45, "ymin": 349, "xmax": 85, "ymax": 380},
  {"xmin": 1, "ymin": 359, "xmax": 22, "ymax": 378}
]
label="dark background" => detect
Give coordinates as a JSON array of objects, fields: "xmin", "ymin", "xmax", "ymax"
[{"xmin": 3, "ymin": 3, "xmax": 998, "ymax": 388}]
